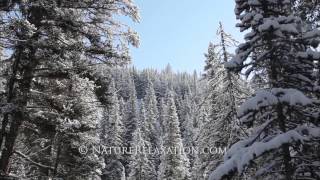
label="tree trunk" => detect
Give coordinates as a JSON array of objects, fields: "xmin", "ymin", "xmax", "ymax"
[
  {"xmin": 0, "ymin": 111, "xmax": 23, "ymax": 174},
  {"xmin": 277, "ymin": 104, "xmax": 293, "ymax": 180},
  {"xmin": 0, "ymin": 48, "xmax": 22, "ymax": 151},
  {"xmin": 0, "ymin": 51, "xmax": 38, "ymax": 174}
]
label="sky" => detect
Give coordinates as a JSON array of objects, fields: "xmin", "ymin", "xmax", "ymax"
[{"xmin": 128, "ymin": 0, "xmax": 243, "ymax": 73}]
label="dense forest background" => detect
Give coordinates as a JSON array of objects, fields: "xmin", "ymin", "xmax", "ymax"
[{"xmin": 0, "ymin": 0, "xmax": 320, "ymax": 180}]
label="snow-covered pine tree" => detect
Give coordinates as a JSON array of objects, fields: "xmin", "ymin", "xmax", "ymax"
[
  {"xmin": 180, "ymin": 86, "xmax": 193, "ymax": 147},
  {"xmin": 101, "ymin": 79, "xmax": 125, "ymax": 180},
  {"xmin": 293, "ymin": 1, "xmax": 320, "ymax": 98},
  {"xmin": 294, "ymin": 0, "xmax": 320, "ymax": 94},
  {"xmin": 0, "ymin": 0, "xmax": 139, "ymax": 177},
  {"xmin": 210, "ymin": 0, "xmax": 320, "ymax": 179},
  {"xmin": 22, "ymin": 72, "xmax": 103, "ymax": 179},
  {"xmin": 124, "ymin": 77, "xmax": 139, "ymax": 144},
  {"xmin": 144, "ymin": 77, "xmax": 161, "ymax": 172},
  {"xmin": 180, "ymin": 86, "xmax": 197, "ymax": 169},
  {"xmin": 119, "ymin": 96, "xmax": 127, "ymax": 124},
  {"xmin": 52, "ymin": 74, "xmax": 102, "ymax": 179},
  {"xmin": 194, "ymin": 42, "xmax": 224, "ymax": 180},
  {"xmin": 192, "ymin": 100, "xmax": 209, "ymax": 180},
  {"xmin": 128, "ymin": 100, "xmax": 157, "ymax": 180},
  {"xmin": 132, "ymin": 67, "xmax": 144, "ymax": 99},
  {"xmin": 123, "ymin": 77, "xmax": 139, "ymax": 175},
  {"xmin": 158, "ymin": 98, "xmax": 167, "ymax": 136},
  {"xmin": 128, "ymin": 127, "xmax": 156, "ymax": 180},
  {"xmin": 194, "ymin": 23, "xmax": 248, "ymax": 180},
  {"xmin": 158, "ymin": 91, "xmax": 190, "ymax": 180},
  {"xmin": 144, "ymin": 77, "xmax": 159, "ymax": 144},
  {"xmin": 138, "ymin": 101, "xmax": 150, "ymax": 141}
]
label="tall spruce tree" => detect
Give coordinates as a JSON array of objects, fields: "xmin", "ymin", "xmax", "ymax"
[
  {"xmin": 144, "ymin": 78, "xmax": 161, "ymax": 172},
  {"xmin": 158, "ymin": 91, "xmax": 190, "ymax": 180},
  {"xmin": 144, "ymin": 78, "xmax": 159, "ymax": 145},
  {"xmin": 210, "ymin": 1, "xmax": 320, "ymax": 179},
  {"xmin": 101, "ymin": 79, "xmax": 125, "ymax": 180},
  {"xmin": 0, "ymin": 0, "xmax": 139, "ymax": 177},
  {"xmin": 194, "ymin": 23, "xmax": 248, "ymax": 180},
  {"xmin": 123, "ymin": 77, "xmax": 139, "ymax": 175},
  {"xmin": 180, "ymin": 86, "xmax": 197, "ymax": 170},
  {"xmin": 128, "ymin": 101, "xmax": 157, "ymax": 180},
  {"xmin": 158, "ymin": 98, "xmax": 167, "ymax": 136},
  {"xmin": 128, "ymin": 127, "xmax": 156, "ymax": 180}
]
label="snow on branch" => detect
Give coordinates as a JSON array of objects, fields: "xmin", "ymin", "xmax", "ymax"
[
  {"xmin": 209, "ymin": 126, "xmax": 320, "ymax": 180},
  {"xmin": 237, "ymin": 88, "xmax": 313, "ymax": 120},
  {"xmin": 303, "ymin": 29, "xmax": 320, "ymax": 39}
]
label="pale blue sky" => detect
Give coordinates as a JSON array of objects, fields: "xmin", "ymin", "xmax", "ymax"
[{"xmin": 128, "ymin": 0, "xmax": 243, "ymax": 72}]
